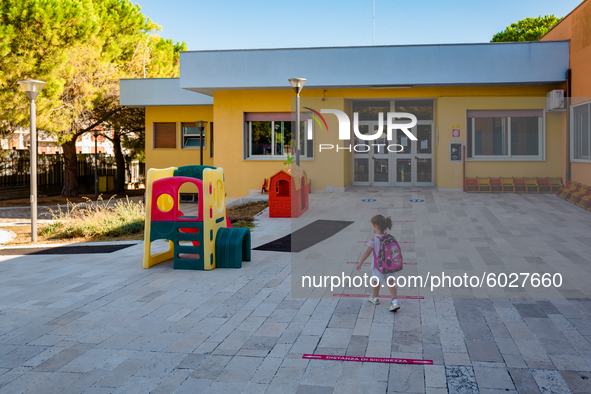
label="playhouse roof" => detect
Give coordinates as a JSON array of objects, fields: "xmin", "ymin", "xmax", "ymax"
[{"xmin": 270, "ymin": 165, "xmax": 308, "ymax": 191}]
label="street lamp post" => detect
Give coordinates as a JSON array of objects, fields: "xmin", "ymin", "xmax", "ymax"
[
  {"xmin": 195, "ymin": 121, "xmax": 208, "ymax": 166},
  {"xmin": 18, "ymin": 79, "xmax": 46, "ymax": 243},
  {"xmin": 94, "ymin": 130, "xmax": 99, "ymax": 200},
  {"xmin": 288, "ymin": 78, "xmax": 306, "ymax": 166}
]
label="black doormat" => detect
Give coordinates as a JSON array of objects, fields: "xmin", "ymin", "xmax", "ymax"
[
  {"xmin": 254, "ymin": 220, "xmax": 354, "ymax": 253},
  {"xmin": 0, "ymin": 244, "xmax": 137, "ymax": 256}
]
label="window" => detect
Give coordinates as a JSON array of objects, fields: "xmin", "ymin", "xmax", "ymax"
[
  {"xmin": 466, "ymin": 110, "xmax": 543, "ymax": 160},
  {"xmin": 572, "ymin": 102, "xmax": 591, "ymax": 161},
  {"xmin": 395, "ymin": 99, "xmax": 433, "ymax": 121},
  {"xmin": 209, "ymin": 123, "xmax": 214, "ymax": 158},
  {"xmin": 353, "ymin": 100, "xmax": 390, "ymax": 121},
  {"xmin": 244, "ymin": 113, "xmax": 313, "ymax": 160},
  {"xmin": 181, "ymin": 122, "xmax": 205, "ymax": 149},
  {"xmin": 351, "ymin": 99, "xmax": 434, "ymax": 121},
  {"xmin": 154, "ymin": 122, "xmax": 177, "ymax": 149}
]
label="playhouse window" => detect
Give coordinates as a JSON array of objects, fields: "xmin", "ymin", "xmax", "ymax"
[
  {"xmin": 244, "ymin": 113, "xmax": 313, "ymax": 160},
  {"xmin": 466, "ymin": 110, "xmax": 543, "ymax": 161},
  {"xmin": 276, "ymin": 179, "xmax": 290, "ymax": 197}
]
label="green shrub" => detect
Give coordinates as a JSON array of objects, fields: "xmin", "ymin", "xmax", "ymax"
[{"xmin": 39, "ymin": 196, "xmax": 145, "ymax": 239}]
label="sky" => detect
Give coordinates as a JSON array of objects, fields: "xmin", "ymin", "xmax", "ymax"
[{"xmin": 134, "ymin": 0, "xmax": 582, "ymax": 50}]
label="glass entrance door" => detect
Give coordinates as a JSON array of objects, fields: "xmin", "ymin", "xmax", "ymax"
[
  {"xmin": 353, "ymin": 123, "xmax": 371, "ymax": 185},
  {"xmin": 396, "ymin": 128, "xmax": 412, "ymax": 185},
  {"xmin": 353, "ymin": 121, "xmax": 389, "ymax": 186},
  {"xmin": 372, "ymin": 122, "xmax": 389, "ymax": 186},
  {"xmin": 353, "ymin": 122, "xmax": 434, "ymax": 186},
  {"xmin": 414, "ymin": 124, "xmax": 433, "ymax": 186},
  {"xmin": 394, "ymin": 123, "xmax": 434, "ymax": 186}
]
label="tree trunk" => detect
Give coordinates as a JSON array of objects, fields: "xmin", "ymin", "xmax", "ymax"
[
  {"xmin": 113, "ymin": 128, "xmax": 126, "ymax": 193},
  {"xmin": 126, "ymin": 159, "xmax": 132, "ymax": 184},
  {"xmin": 61, "ymin": 137, "xmax": 78, "ymax": 197}
]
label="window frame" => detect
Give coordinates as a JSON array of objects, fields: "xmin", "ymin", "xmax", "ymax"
[
  {"xmin": 466, "ymin": 111, "xmax": 545, "ymax": 161},
  {"xmin": 180, "ymin": 122, "xmax": 206, "ymax": 150},
  {"xmin": 571, "ymin": 101, "xmax": 591, "ymax": 163},
  {"xmin": 209, "ymin": 122, "xmax": 214, "ymax": 158},
  {"xmin": 153, "ymin": 122, "xmax": 178, "ymax": 150},
  {"xmin": 244, "ymin": 117, "xmax": 314, "ymax": 161}
]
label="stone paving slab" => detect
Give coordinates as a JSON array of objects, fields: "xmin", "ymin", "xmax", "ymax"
[{"xmin": 0, "ymin": 188, "xmax": 590, "ymax": 393}]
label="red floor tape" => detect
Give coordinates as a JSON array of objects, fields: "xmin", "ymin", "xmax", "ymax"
[
  {"xmin": 302, "ymin": 354, "xmax": 433, "ymax": 365},
  {"xmin": 345, "ymin": 262, "xmax": 416, "ymax": 265},
  {"xmin": 333, "ymin": 293, "xmax": 424, "ymax": 299}
]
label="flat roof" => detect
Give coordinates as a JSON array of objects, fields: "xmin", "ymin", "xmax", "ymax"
[
  {"xmin": 119, "ymin": 42, "xmax": 570, "ymax": 105},
  {"xmin": 180, "ymin": 41, "xmax": 569, "ymax": 94},
  {"xmin": 119, "ymin": 78, "xmax": 213, "ymax": 107},
  {"xmin": 180, "ymin": 41, "xmax": 569, "ymax": 95}
]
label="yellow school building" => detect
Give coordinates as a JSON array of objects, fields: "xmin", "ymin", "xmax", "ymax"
[{"xmin": 121, "ymin": 40, "xmax": 576, "ymax": 198}]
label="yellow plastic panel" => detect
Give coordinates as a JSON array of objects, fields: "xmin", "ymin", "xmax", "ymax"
[
  {"xmin": 156, "ymin": 194, "xmax": 174, "ymax": 212},
  {"xmin": 143, "ymin": 167, "xmax": 177, "ymax": 269},
  {"xmin": 202, "ymin": 167, "xmax": 227, "ymax": 270}
]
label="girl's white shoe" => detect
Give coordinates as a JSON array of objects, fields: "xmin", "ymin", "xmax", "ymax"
[{"xmin": 389, "ymin": 299, "xmax": 400, "ymax": 312}]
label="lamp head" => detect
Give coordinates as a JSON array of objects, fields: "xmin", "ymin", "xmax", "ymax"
[
  {"xmin": 195, "ymin": 120, "xmax": 208, "ymax": 132},
  {"xmin": 288, "ymin": 78, "xmax": 307, "ymax": 94},
  {"xmin": 18, "ymin": 79, "xmax": 46, "ymax": 101}
]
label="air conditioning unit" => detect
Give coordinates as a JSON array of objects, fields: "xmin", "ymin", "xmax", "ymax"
[{"xmin": 546, "ymin": 89, "xmax": 565, "ymax": 111}]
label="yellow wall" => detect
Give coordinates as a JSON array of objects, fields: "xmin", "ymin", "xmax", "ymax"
[
  {"xmin": 145, "ymin": 106, "xmax": 214, "ymax": 193},
  {"xmin": 145, "ymin": 105, "xmax": 214, "ymax": 168},
  {"xmin": 146, "ymin": 85, "xmax": 563, "ymax": 197},
  {"xmin": 437, "ymin": 97, "xmax": 562, "ymax": 187},
  {"xmin": 213, "ymin": 90, "xmax": 349, "ymax": 198}
]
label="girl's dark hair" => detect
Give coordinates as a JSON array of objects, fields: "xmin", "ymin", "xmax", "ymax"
[{"xmin": 371, "ymin": 215, "xmax": 392, "ymax": 231}]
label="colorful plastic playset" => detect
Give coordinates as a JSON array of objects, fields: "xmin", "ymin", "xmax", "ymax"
[{"xmin": 143, "ymin": 165, "xmax": 251, "ymax": 270}]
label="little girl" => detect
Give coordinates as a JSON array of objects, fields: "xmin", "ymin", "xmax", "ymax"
[{"xmin": 356, "ymin": 215, "xmax": 400, "ymax": 311}]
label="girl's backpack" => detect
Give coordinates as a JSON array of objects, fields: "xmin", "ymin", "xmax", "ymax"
[{"xmin": 376, "ymin": 233, "xmax": 403, "ymax": 274}]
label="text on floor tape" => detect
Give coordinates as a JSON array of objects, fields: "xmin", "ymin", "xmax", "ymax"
[{"xmin": 302, "ymin": 354, "xmax": 433, "ymax": 365}]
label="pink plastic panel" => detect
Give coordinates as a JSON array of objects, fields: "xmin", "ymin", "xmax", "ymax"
[{"xmin": 152, "ymin": 176, "xmax": 203, "ymax": 222}]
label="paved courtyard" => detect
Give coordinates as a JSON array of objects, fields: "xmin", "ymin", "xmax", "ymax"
[{"xmin": 0, "ymin": 188, "xmax": 591, "ymax": 393}]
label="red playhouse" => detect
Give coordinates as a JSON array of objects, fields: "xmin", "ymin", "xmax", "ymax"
[{"xmin": 269, "ymin": 165, "xmax": 311, "ymax": 218}]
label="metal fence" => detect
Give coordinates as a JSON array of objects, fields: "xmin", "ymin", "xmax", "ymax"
[{"xmin": 0, "ymin": 150, "xmax": 144, "ymax": 191}]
